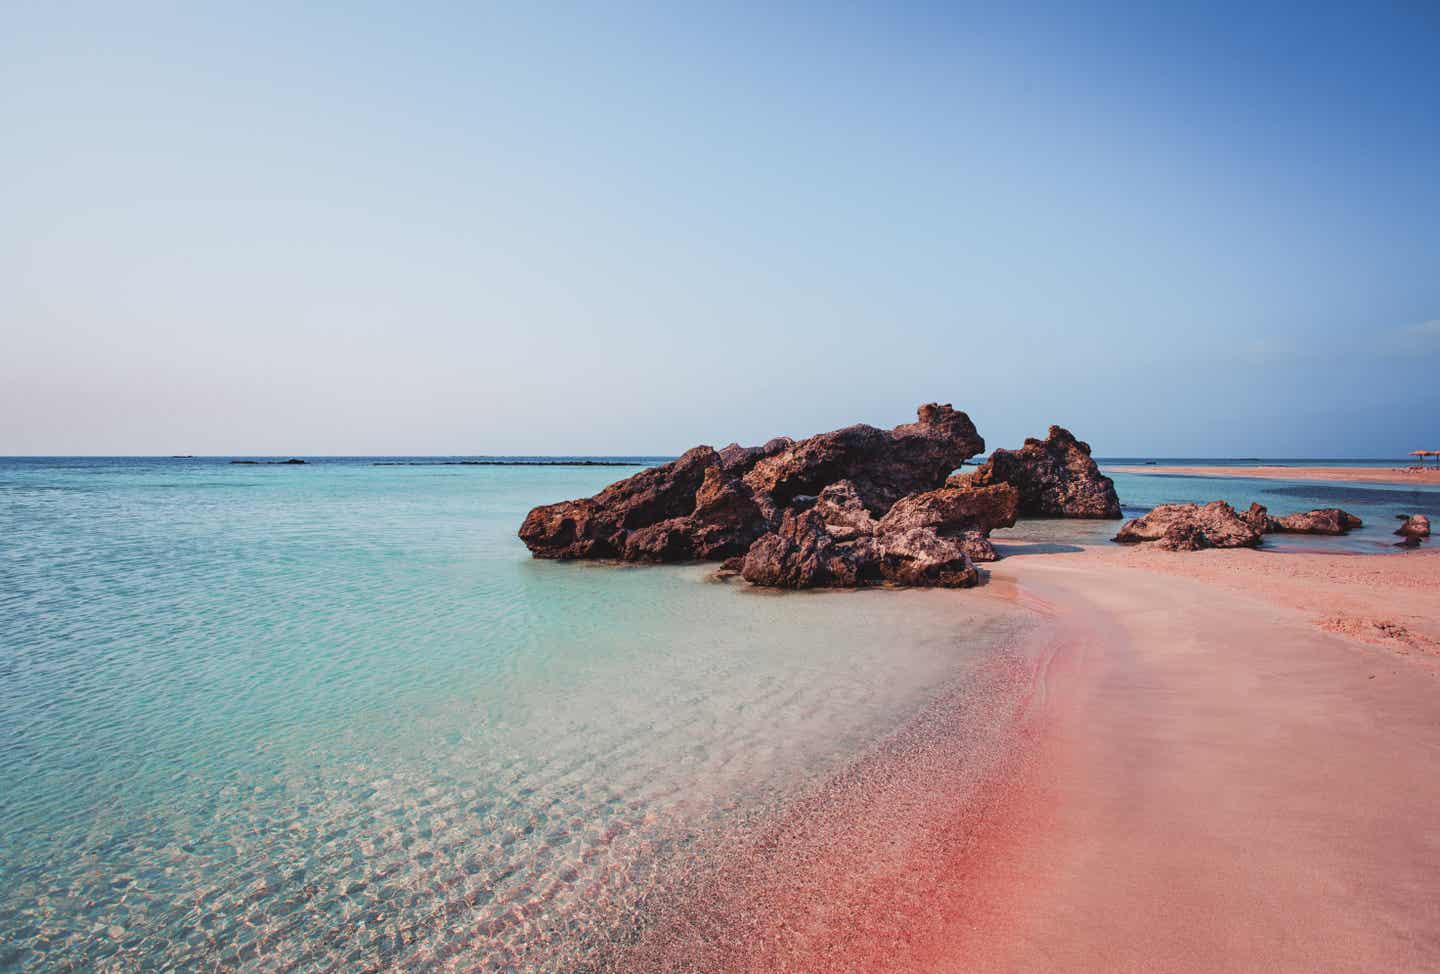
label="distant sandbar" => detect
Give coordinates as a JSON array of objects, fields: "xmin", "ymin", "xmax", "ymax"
[{"xmin": 1108, "ymin": 464, "xmax": 1440, "ymax": 487}]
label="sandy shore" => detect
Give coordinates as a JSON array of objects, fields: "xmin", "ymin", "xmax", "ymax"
[
  {"xmin": 616, "ymin": 544, "xmax": 1440, "ymax": 971},
  {"xmin": 960, "ymin": 544, "xmax": 1440, "ymax": 972},
  {"xmin": 1109, "ymin": 464, "xmax": 1440, "ymax": 486}
]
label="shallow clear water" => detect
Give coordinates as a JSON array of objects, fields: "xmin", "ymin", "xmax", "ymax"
[
  {"xmin": 4, "ymin": 456, "xmax": 1432, "ymax": 972},
  {"xmin": 0, "ymin": 458, "xmax": 1028, "ymax": 973},
  {"xmin": 994, "ymin": 461, "xmax": 1440, "ymax": 553}
]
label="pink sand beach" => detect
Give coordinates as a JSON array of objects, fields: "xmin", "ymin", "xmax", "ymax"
[
  {"xmin": 610, "ymin": 545, "xmax": 1440, "ymax": 972},
  {"xmin": 1110, "ymin": 464, "xmax": 1440, "ymax": 487}
]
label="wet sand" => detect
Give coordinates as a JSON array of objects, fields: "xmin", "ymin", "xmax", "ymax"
[
  {"xmin": 619, "ymin": 545, "xmax": 1440, "ymax": 971},
  {"xmin": 604, "ymin": 622, "xmax": 1058, "ymax": 973},
  {"xmin": 1109, "ymin": 464, "xmax": 1440, "ymax": 486}
]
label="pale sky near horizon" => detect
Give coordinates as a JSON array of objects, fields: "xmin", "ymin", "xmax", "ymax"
[{"xmin": 3, "ymin": 2, "xmax": 1437, "ymax": 457}]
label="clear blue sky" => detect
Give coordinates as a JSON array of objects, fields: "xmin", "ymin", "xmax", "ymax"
[{"xmin": 3, "ymin": 2, "xmax": 1437, "ymax": 456}]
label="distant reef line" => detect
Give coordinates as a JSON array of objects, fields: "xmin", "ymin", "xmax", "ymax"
[
  {"xmin": 223, "ymin": 459, "xmax": 647, "ymax": 467},
  {"xmin": 372, "ymin": 460, "xmax": 646, "ymax": 467}
]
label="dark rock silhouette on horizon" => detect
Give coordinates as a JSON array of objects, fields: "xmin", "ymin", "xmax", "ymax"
[{"xmin": 963, "ymin": 426, "xmax": 1121, "ymax": 519}]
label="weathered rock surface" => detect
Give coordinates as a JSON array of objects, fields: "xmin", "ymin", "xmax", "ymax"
[
  {"xmin": 518, "ymin": 445, "xmax": 722, "ymax": 560},
  {"xmin": 871, "ymin": 528, "xmax": 979, "ymax": 588},
  {"xmin": 966, "ymin": 426, "xmax": 1121, "ymax": 518},
  {"xmin": 876, "ymin": 483, "xmax": 1018, "ymax": 563},
  {"xmin": 1396, "ymin": 514, "xmax": 1431, "ymax": 539},
  {"xmin": 811, "ymin": 480, "xmax": 878, "ymax": 542},
  {"xmin": 736, "ymin": 479, "xmax": 1017, "ymax": 587},
  {"xmin": 717, "ymin": 437, "xmax": 794, "ymax": 472},
  {"xmin": 739, "ymin": 507, "xmax": 872, "ymax": 589},
  {"xmin": 520, "ymin": 404, "xmax": 1013, "ymax": 588},
  {"xmin": 1112, "ymin": 501, "xmax": 1263, "ymax": 551},
  {"xmin": 1270, "ymin": 508, "xmax": 1363, "ymax": 535},
  {"xmin": 743, "ymin": 403, "xmax": 984, "ymax": 514},
  {"xmin": 1240, "ymin": 502, "xmax": 1274, "ymax": 533},
  {"xmin": 1240, "ymin": 504, "xmax": 1363, "ymax": 535}
]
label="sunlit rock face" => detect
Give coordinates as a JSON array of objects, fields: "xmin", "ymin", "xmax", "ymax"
[{"xmin": 1113, "ymin": 501, "xmax": 1263, "ymax": 551}]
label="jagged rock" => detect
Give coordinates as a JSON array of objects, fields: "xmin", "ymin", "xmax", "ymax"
[
  {"xmin": 622, "ymin": 518, "xmax": 695, "ymax": 562},
  {"xmin": 1240, "ymin": 503, "xmax": 1363, "ymax": 535},
  {"xmin": 740, "ymin": 508, "xmax": 870, "ymax": 589},
  {"xmin": 966, "ymin": 426, "xmax": 1121, "ymax": 518},
  {"xmin": 519, "ymin": 404, "xmax": 986, "ymax": 570},
  {"xmin": 1112, "ymin": 501, "xmax": 1263, "ymax": 551},
  {"xmin": 1240, "ymin": 502, "xmax": 1276, "ymax": 533},
  {"xmin": 871, "ymin": 528, "xmax": 979, "ymax": 587},
  {"xmin": 1396, "ymin": 514, "xmax": 1431, "ymax": 539},
  {"xmin": 521, "ymin": 404, "xmax": 1092, "ymax": 588},
  {"xmin": 743, "ymin": 404, "xmax": 984, "ymax": 513},
  {"xmin": 812, "ymin": 480, "xmax": 878, "ymax": 541},
  {"xmin": 876, "ymin": 483, "xmax": 1018, "ymax": 563},
  {"xmin": 717, "ymin": 437, "xmax": 794, "ymax": 473},
  {"xmin": 567, "ymin": 465, "xmax": 775, "ymax": 563},
  {"xmin": 1270, "ymin": 508, "xmax": 1363, "ymax": 535},
  {"xmin": 878, "ymin": 483, "xmax": 1018, "ymax": 534},
  {"xmin": 518, "ymin": 445, "xmax": 720, "ymax": 560},
  {"xmin": 739, "ymin": 480, "xmax": 1014, "ymax": 586},
  {"xmin": 686, "ymin": 467, "xmax": 777, "ymax": 559}
]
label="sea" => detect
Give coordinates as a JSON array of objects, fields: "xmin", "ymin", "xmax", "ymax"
[{"xmin": 2, "ymin": 456, "xmax": 1436, "ymax": 972}]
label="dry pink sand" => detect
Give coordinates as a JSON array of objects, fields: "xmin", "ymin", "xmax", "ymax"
[
  {"xmin": 961, "ymin": 544, "xmax": 1440, "ymax": 972},
  {"xmin": 613, "ymin": 545, "xmax": 1440, "ymax": 972},
  {"xmin": 1109, "ymin": 464, "xmax": 1440, "ymax": 486},
  {"xmin": 1096, "ymin": 543, "xmax": 1440, "ymax": 657}
]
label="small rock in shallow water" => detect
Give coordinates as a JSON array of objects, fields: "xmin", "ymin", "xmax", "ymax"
[
  {"xmin": 1113, "ymin": 501, "xmax": 1263, "ymax": 551},
  {"xmin": 1269, "ymin": 508, "xmax": 1363, "ymax": 535}
]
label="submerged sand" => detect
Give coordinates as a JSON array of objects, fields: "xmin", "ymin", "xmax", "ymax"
[
  {"xmin": 610, "ymin": 545, "xmax": 1440, "ymax": 972},
  {"xmin": 1109, "ymin": 464, "xmax": 1440, "ymax": 486}
]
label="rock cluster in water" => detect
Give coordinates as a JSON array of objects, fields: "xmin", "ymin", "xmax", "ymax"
[
  {"xmin": 1113, "ymin": 501, "xmax": 1263, "ymax": 551},
  {"xmin": 963, "ymin": 425, "xmax": 1121, "ymax": 518},
  {"xmin": 1243, "ymin": 504, "xmax": 1363, "ymax": 535},
  {"xmin": 1115, "ymin": 501, "xmax": 1364, "ymax": 551},
  {"xmin": 519, "ymin": 404, "xmax": 1111, "ymax": 588},
  {"xmin": 1395, "ymin": 513, "xmax": 1431, "ymax": 548}
]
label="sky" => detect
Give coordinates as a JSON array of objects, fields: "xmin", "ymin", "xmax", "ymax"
[{"xmin": 2, "ymin": 1, "xmax": 1437, "ymax": 457}]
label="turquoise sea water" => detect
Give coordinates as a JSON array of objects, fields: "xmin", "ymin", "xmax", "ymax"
[
  {"xmin": 0, "ymin": 458, "xmax": 1031, "ymax": 972},
  {"xmin": 2, "ymin": 456, "xmax": 1435, "ymax": 972},
  {"xmin": 1001, "ymin": 460, "xmax": 1440, "ymax": 552}
]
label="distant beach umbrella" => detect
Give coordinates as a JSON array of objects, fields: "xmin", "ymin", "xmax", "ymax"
[{"xmin": 1411, "ymin": 450, "xmax": 1439, "ymax": 469}]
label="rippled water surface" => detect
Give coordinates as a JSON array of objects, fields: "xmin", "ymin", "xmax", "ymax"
[
  {"xmin": 0, "ymin": 458, "xmax": 1031, "ymax": 973},
  {"xmin": 7, "ymin": 456, "xmax": 1428, "ymax": 971}
]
